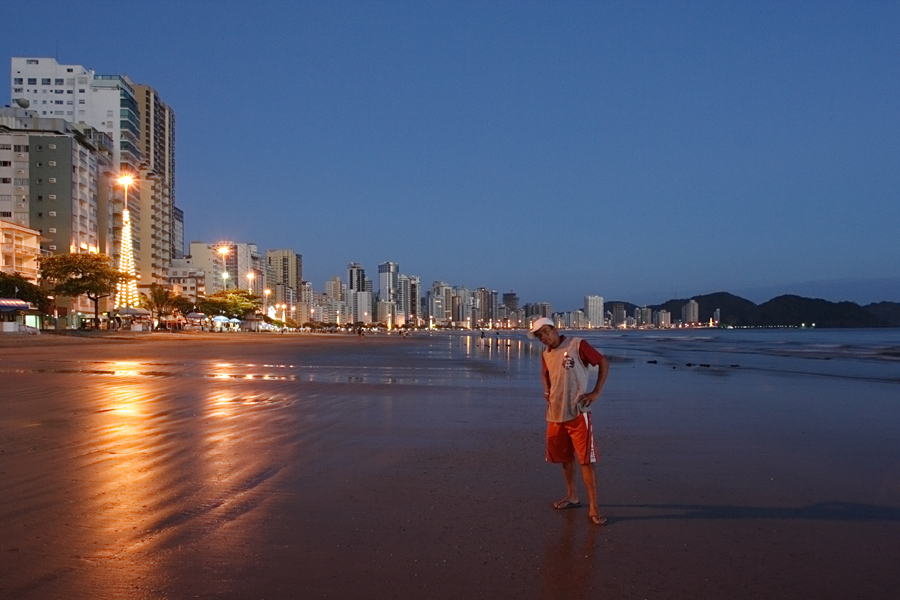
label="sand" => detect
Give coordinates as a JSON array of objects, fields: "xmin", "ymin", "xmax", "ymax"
[{"xmin": 1, "ymin": 331, "xmax": 899, "ymax": 599}]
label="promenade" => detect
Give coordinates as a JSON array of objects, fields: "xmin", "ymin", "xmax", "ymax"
[{"xmin": 1, "ymin": 332, "xmax": 898, "ymax": 599}]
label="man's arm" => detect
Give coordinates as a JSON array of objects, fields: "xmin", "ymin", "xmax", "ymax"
[
  {"xmin": 541, "ymin": 357, "xmax": 552, "ymax": 402},
  {"xmin": 577, "ymin": 340, "xmax": 609, "ymax": 407}
]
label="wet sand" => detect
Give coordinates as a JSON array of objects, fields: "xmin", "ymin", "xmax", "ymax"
[{"xmin": 1, "ymin": 332, "xmax": 899, "ymax": 599}]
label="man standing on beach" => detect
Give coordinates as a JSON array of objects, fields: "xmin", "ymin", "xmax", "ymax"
[{"xmin": 530, "ymin": 317, "xmax": 610, "ymax": 525}]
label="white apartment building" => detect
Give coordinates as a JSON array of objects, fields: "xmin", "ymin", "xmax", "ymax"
[
  {"xmin": 216, "ymin": 241, "xmax": 264, "ymax": 295},
  {"xmin": 167, "ymin": 257, "xmax": 206, "ymax": 303},
  {"xmin": 682, "ymin": 299, "xmax": 700, "ymax": 324},
  {"xmin": 188, "ymin": 241, "xmax": 227, "ymax": 294},
  {"xmin": 1, "ymin": 107, "xmax": 117, "ymax": 259},
  {"xmin": 584, "ymin": 295, "xmax": 605, "ymax": 328},
  {"xmin": 11, "ymin": 58, "xmax": 179, "ymax": 297},
  {"xmin": 0, "ymin": 219, "xmax": 41, "ymax": 283},
  {"xmin": 10, "ymin": 58, "xmax": 141, "ymax": 172}
]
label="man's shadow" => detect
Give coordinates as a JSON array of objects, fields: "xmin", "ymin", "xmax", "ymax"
[{"xmin": 601, "ymin": 501, "xmax": 900, "ymax": 523}]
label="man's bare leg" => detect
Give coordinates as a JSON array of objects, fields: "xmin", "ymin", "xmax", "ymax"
[
  {"xmin": 553, "ymin": 461, "xmax": 580, "ymax": 508},
  {"xmin": 580, "ymin": 463, "xmax": 605, "ymax": 524}
]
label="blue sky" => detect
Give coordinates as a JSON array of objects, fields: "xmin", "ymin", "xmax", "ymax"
[{"xmin": 4, "ymin": 1, "xmax": 899, "ymax": 309}]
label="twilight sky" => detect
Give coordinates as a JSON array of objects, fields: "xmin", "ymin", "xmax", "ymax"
[{"xmin": 4, "ymin": 1, "xmax": 899, "ymax": 310}]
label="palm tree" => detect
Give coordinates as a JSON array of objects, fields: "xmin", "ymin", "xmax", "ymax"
[{"xmin": 142, "ymin": 284, "xmax": 175, "ymax": 330}]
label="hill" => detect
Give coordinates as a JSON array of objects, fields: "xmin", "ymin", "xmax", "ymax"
[
  {"xmin": 612, "ymin": 293, "xmax": 898, "ymax": 328},
  {"xmin": 864, "ymin": 302, "xmax": 900, "ymax": 327}
]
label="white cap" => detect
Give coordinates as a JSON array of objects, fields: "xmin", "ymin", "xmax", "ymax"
[{"xmin": 528, "ymin": 317, "xmax": 555, "ymax": 338}]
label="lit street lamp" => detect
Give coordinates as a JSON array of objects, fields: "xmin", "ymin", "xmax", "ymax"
[
  {"xmin": 246, "ymin": 272, "xmax": 255, "ymax": 292},
  {"xmin": 217, "ymin": 246, "xmax": 230, "ymax": 292}
]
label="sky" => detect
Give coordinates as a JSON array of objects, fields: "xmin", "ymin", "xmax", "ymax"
[{"xmin": 4, "ymin": 1, "xmax": 899, "ymax": 310}]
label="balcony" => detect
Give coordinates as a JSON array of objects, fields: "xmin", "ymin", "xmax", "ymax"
[{"xmin": 1, "ymin": 242, "xmax": 41, "ymax": 256}]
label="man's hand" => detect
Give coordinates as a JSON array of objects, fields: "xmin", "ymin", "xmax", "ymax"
[{"xmin": 577, "ymin": 390, "xmax": 599, "ymax": 408}]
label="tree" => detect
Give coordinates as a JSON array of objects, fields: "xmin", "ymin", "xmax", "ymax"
[
  {"xmin": 0, "ymin": 272, "xmax": 50, "ymax": 311},
  {"xmin": 141, "ymin": 284, "xmax": 175, "ymax": 330},
  {"xmin": 198, "ymin": 289, "xmax": 261, "ymax": 320},
  {"xmin": 39, "ymin": 253, "xmax": 129, "ymax": 327}
]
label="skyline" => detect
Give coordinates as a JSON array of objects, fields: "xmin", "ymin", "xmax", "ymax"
[{"xmin": 3, "ymin": 1, "xmax": 899, "ymax": 310}]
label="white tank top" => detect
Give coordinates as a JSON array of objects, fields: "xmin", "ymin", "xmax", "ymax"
[{"xmin": 543, "ymin": 336, "xmax": 590, "ymax": 423}]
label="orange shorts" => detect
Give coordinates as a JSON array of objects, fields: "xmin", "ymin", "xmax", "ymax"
[{"xmin": 546, "ymin": 412, "xmax": 597, "ymax": 465}]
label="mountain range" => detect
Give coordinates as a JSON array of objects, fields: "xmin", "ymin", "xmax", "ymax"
[{"xmin": 605, "ymin": 292, "xmax": 900, "ymax": 328}]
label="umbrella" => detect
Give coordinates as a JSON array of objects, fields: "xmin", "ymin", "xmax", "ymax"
[
  {"xmin": 212, "ymin": 315, "xmax": 229, "ymax": 323},
  {"xmin": 186, "ymin": 312, "xmax": 205, "ymax": 319},
  {"xmin": 229, "ymin": 318, "xmax": 242, "ymax": 324},
  {"xmin": 115, "ymin": 307, "xmax": 150, "ymax": 315}
]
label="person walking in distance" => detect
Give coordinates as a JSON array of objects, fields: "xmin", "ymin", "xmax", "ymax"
[{"xmin": 529, "ymin": 317, "xmax": 610, "ymax": 525}]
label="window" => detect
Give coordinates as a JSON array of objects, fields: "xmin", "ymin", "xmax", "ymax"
[
  {"xmin": 48, "ymin": 178, "xmax": 56, "ymax": 184},
  {"xmin": 49, "ymin": 161, "xmax": 56, "ymax": 166},
  {"xmin": 36, "ymin": 162, "xmax": 43, "ymax": 167},
  {"xmin": 48, "ymin": 144, "xmax": 56, "ymax": 149},
  {"xmin": 42, "ymin": 78, "xmax": 50, "ymax": 85},
  {"xmin": 27, "ymin": 78, "xmax": 37, "ymax": 85},
  {"xmin": 48, "ymin": 211, "xmax": 56, "ymax": 217},
  {"xmin": 14, "ymin": 78, "xmax": 23, "ymax": 84},
  {"xmin": 54, "ymin": 78, "xmax": 63, "ymax": 85},
  {"xmin": 0, "ymin": 161, "xmax": 10, "ymax": 167},
  {"xmin": 0, "ymin": 144, "xmax": 10, "ymax": 150},
  {"xmin": 12, "ymin": 88, "xmax": 23, "ymax": 93},
  {"xmin": 0, "ymin": 178, "xmax": 10, "ymax": 184},
  {"xmin": 48, "ymin": 194, "xmax": 56, "ymax": 199},
  {"xmin": 49, "ymin": 245, "xmax": 57, "ymax": 250},
  {"xmin": 78, "ymin": 99, "xmax": 85, "ymax": 104},
  {"xmin": 26, "ymin": 59, "xmax": 39, "ymax": 64},
  {"xmin": 48, "ymin": 228, "xmax": 57, "ymax": 233},
  {"xmin": 0, "ymin": 212, "xmax": 10, "ymax": 218}
]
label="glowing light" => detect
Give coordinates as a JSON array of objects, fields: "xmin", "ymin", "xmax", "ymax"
[{"xmin": 115, "ymin": 174, "xmax": 139, "ymax": 308}]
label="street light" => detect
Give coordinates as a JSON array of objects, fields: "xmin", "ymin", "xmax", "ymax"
[
  {"xmin": 264, "ymin": 289, "xmax": 271, "ymax": 313},
  {"xmin": 246, "ymin": 272, "xmax": 255, "ymax": 292},
  {"xmin": 217, "ymin": 246, "xmax": 229, "ymax": 292}
]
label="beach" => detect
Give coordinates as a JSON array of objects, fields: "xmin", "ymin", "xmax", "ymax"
[{"xmin": 1, "ymin": 330, "xmax": 899, "ymax": 599}]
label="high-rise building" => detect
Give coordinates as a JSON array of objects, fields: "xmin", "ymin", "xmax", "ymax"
[
  {"xmin": 11, "ymin": 58, "xmax": 141, "ymax": 172},
  {"xmin": 682, "ymin": 299, "xmax": 699, "ymax": 324},
  {"xmin": 11, "ymin": 58, "xmax": 180, "ymax": 298},
  {"xmin": 1, "ymin": 107, "xmax": 117, "ymax": 257},
  {"xmin": 134, "ymin": 83, "xmax": 176, "ymax": 292},
  {"xmin": 378, "ymin": 261, "xmax": 399, "ymax": 302},
  {"xmin": 502, "ymin": 292, "xmax": 519, "ymax": 313},
  {"xmin": 266, "ymin": 248, "xmax": 302, "ymax": 305},
  {"xmin": 172, "ymin": 206, "xmax": 184, "ymax": 259},
  {"xmin": 215, "ymin": 241, "xmax": 264, "ymax": 295},
  {"xmin": 188, "ymin": 241, "xmax": 227, "ymax": 294},
  {"xmin": 584, "ymin": 295, "xmax": 604, "ymax": 328},
  {"xmin": 348, "ymin": 262, "xmax": 366, "ymax": 292},
  {"xmin": 654, "ymin": 310, "xmax": 671, "ymax": 328}
]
